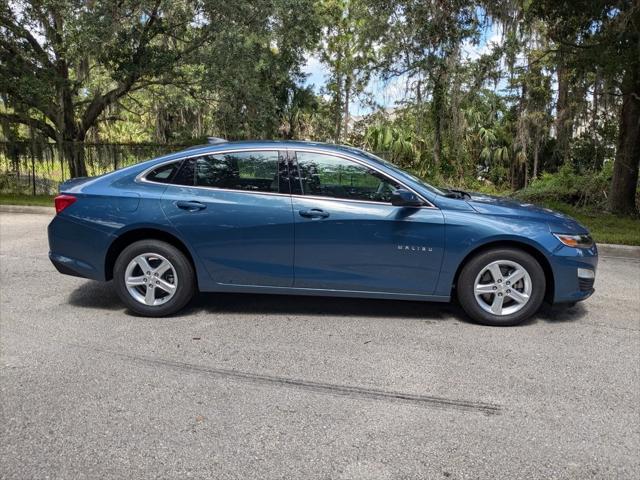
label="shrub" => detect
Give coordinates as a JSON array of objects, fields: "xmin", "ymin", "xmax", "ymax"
[{"xmin": 514, "ymin": 163, "xmax": 615, "ymax": 209}]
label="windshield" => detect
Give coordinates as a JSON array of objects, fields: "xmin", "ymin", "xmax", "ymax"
[{"xmin": 350, "ymin": 148, "xmax": 446, "ymax": 196}]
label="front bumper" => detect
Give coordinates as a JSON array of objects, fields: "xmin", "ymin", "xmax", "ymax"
[{"xmin": 550, "ymin": 243, "xmax": 598, "ymax": 304}]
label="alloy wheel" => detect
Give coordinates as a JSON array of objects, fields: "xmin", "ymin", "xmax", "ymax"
[
  {"xmin": 473, "ymin": 260, "xmax": 532, "ymax": 316},
  {"xmin": 124, "ymin": 253, "xmax": 178, "ymax": 306}
]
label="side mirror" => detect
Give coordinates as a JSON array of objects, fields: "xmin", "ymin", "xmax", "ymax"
[{"xmin": 391, "ymin": 189, "xmax": 424, "ymax": 207}]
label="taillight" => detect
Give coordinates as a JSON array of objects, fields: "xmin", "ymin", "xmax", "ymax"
[{"xmin": 54, "ymin": 194, "xmax": 77, "ymax": 214}]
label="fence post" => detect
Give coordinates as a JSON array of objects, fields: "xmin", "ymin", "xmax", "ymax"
[
  {"xmin": 59, "ymin": 142, "xmax": 65, "ymax": 183},
  {"xmin": 31, "ymin": 149, "xmax": 36, "ymax": 196}
]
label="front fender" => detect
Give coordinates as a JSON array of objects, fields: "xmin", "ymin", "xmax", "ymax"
[{"xmin": 434, "ymin": 210, "xmax": 555, "ymax": 297}]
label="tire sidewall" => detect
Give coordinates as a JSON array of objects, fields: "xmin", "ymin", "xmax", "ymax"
[
  {"xmin": 457, "ymin": 248, "xmax": 546, "ymax": 326},
  {"xmin": 113, "ymin": 240, "xmax": 195, "ymax": 317}
]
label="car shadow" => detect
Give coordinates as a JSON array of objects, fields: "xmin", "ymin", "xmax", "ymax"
[
  {"xmin": 67, "ymin": 280, "xmax": 461, "ymax": 321},
  {"xmin": 536, "ymin": 301, "xmax": 589, "ymax": 323},
  {"xmin": 190, "ymin": 292, "xmax": 460, "ymax": 321},
  {"xmin": 67, "ymin": 280, "xmax": 123, "ymax": 311},
  {"xmin": 67, "ymin": 280, "xmax": 587, "ymax": 325}
]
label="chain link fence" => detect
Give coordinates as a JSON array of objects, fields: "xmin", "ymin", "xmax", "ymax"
[
  {"xmin": 0, "ymin": 141, "xmax": 398, "ymax": 196},
  {"xmin": 0, "ymin": 141, "xmax": 189, "ymax": 195}
]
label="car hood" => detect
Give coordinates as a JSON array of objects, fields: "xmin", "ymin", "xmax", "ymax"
[{"xmin": 465, "ymin": 193, "xmax": 589, "ymax": 234}]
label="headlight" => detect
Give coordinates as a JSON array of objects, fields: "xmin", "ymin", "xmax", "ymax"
[{"xmin": 553, "ymin": 233, "xmax": 594, "ymax": 248}]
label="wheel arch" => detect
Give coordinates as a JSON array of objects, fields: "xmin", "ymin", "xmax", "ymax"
[
  {"xmin": 105, "ymin": 227, "xmax": 198, "ymax": 286},
  {"xmin": 451, "ymin": 239, "xmax": 555, "ymax": 303}
]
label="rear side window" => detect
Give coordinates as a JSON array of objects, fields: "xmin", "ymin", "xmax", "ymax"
[
  {"xmin": 146, "ymin": 162, "xmax": 181, "ymax": 183},
  {"xmin": 172, "ymin": 158, "xmax": 196, "ymax": 186},
  {"xmin": 195, "ymin": 151, "xmax": 279, "ymax": 193}
]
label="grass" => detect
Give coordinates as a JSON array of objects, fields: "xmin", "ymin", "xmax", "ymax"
[
  {"xmin": 0, "ymin": 193, "xmax": 638, "ymax": 245},
  {"xmin": 0, "ymin": 194, "xmax": 55, "ymax": 207},
  {"xmin": 539, "ymin": 201, "xmax": 640, "ymax": 246}
]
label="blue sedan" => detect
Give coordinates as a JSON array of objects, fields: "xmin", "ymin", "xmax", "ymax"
[{"xmin": 48, "ymin": 141, "xmax": 597, "ymax": 325}]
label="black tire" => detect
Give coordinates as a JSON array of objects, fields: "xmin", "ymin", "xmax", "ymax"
[
  {"xmin": 457, "ymin": 248, "xmax": 546, "ymax": 326},
  {"xmin": 113, "ymin": 239, "xmax": 196, "ymax": 317}
]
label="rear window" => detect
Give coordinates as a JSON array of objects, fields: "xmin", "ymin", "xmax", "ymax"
[{"xmin": 145, "ymin": 162, "xmax": 181, "ymax": 183}]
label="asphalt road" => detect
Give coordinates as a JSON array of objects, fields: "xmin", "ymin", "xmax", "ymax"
[{"xmin": 1, "ymin": 212, "xmax": 639, "ymax": 480}]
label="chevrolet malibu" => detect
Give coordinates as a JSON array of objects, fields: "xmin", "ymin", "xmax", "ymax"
[{"xmin": 48, "ymin": 141, "xmax": 597, "ymax": 326}]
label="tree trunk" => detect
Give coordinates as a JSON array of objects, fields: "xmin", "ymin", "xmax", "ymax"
[
  {"xmin": 592, "ymin": 75, "xmax": 601, "ymax": 169},
  {"xmin": 50, "ymin": 9, "xmax": 88, "ymax": 178},
  {"xmin": 432, "ymin": 75, "xmax": 444, "ymax": 167},
  {"xmin": 555, "ymin": 59, "xmax": 572, "ymax": 165},
  {"xmin": 334, "ymin": 79, "xmax": 342, "ymax": 143},
  {"xmin": 333, "ymin": 50, "xmax": 343, "ymax": 144},
  {"xmin": 343, "ymin": 74, "xmax": 351, "ymax": 142},
  {"xmin": 532, "ymin": 139, "xmax": 539, "ymax": 180},
  {"xmin": 62, "ymin": 139, "xmax": 88, "ymax": 178},
  {"xmin": 609, "ymin": 67, "xmax": 640, "ymax": 215}
]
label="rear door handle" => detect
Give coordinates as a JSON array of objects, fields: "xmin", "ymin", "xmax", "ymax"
[
  {"xmin": 299, "ymin": 208, "xmax": 329, "ymax": 219},
  {"xmin": 176, "ymin": 200, "xmax": 206, "ymax": 211}
]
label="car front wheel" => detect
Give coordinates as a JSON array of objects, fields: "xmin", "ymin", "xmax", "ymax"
[
  {"xmin": 113, "ymin": 239, "xmax": 196, "ymax": 316},
  {"xmin": 457, "ymin": 248, "xmax": 546, "ymax": 326}
]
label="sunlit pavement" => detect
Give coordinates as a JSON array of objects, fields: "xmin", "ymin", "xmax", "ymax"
[{"xmin": 1, "ymin": 213, "xmax": 639, "ymax": 479}]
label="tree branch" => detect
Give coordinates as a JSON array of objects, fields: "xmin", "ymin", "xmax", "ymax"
[
  {"xmin": 0, "ymin": 10, "xmax": 54, "ymax": 69},
  {"xmin": 0, "ymin": 111, "xmax": 57, "ymax": 140},
  {"xmin": 78, "ymin": 0, "xmax": 164, "ymax": 134}
]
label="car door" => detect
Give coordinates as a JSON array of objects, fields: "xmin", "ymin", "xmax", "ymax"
[
  {"xmin": 290, "ymin": 150, "xmax": 445, "ymax": 295},
  {"xmin": 160, "ymin": 149, "xmax": 295, "ymax": 287}
]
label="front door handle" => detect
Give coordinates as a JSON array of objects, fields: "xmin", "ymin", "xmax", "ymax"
[
  {"xmin": 176, "ymin": 200, "xmax": 206, "ymax": 211},
  {"xmin": 299, "ymin": 208, "xmax": 329, "ymax": 219}
]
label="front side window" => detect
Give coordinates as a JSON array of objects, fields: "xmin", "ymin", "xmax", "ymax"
[
  {"xmin": 294, "ymin": 152, "xmax": 401, "ymax": 203},
  {"xmin": 196, "ymin": 151, "xmax": 280, "ymax": 193}
]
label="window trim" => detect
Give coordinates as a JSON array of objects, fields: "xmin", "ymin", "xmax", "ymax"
[
  {"xmin": 289, "ymin": 148, "xmax": 436, "ymax": 208},
  {"xmin": 138, "ymin": 148, "xmax": 288, "ymax": 196},
  {"xmin": 193, "ymin": 150, "xmax": 282, "ymax": 193},
  {"xmin": 136, "ymin": 146, "xmax": 436, "ymax": 209},
  {"xmin": 144, "ymin": 159, "xmax": 185, "ymax": 184}
]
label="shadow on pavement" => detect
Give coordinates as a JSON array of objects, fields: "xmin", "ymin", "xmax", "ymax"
[
  {"xmin": 67, "ymin": 280, "xmax": 461, "ymax": 321},
  {"xmin": 537, "ymin": 302, "xmax": 589, "ymax": 323},
  {"xmin": 193, "ymin": 292, "xmax": 460, "ymax": 321},
  {"xmin": 67, "ymin": 280, "xmax": 122, "ymax": 311},
  {"xmin": 67, "ymin": 280, "xmax": 588, "ymax": 325}
]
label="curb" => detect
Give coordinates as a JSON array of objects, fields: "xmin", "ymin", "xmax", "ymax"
[
  {"xmin": 0, "ymin": 205, "xmax": 54, "ymax": 215},
  {"xmin": 1, "ymin": 204, "xmax": 639, "ymax": 258},
  {"xmin": 597, "ymin": 243, "xmax": 640, "ymax": 259}
]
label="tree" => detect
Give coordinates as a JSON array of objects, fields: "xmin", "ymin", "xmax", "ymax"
[
  {"xmin": 316, "ymin": 0, "xmax": 378, "ymax": 143},
  {"xmin": 610, "ymin": 58, "xmax": 640, "ymax": 214},
  {"xmin": 529, "ymin": 0, "xmax": 639, "ymax": 214},
  {"xmin": 0, "ymin": 0, "xmax": 291, "ymax": 176}
]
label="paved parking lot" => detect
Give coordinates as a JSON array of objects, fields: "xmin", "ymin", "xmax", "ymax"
[{"xmin": 1, "ymin": 212, "xmax": 639, "ymax": 479}]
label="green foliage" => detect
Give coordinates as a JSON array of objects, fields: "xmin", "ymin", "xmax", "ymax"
[
  {"xmin": 364, "ymin": 123, "xmax": 417, "ymax": 165},
  {"xmin": 514, "ymin": 163, "xmax": 617, "ymax": 209},
  {"xmin": 0, "ymin": 0, "xmax": 637, "ymax": 216},
  {"xmin": 0, "ymin": 194, "xmax": 54, "ymax": 207},
  {"xmin": 534, "ymin": 201, "xmax": 640, "ymax": 246}
]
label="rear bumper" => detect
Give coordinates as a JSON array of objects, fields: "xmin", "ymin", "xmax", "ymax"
[
  {"xmin": 48, "ymin": 215, "xmax": 111, "ymax": 281},
  {"xmin": 49, "ymin": 252, "xmax": 101, "ymax": 280}
]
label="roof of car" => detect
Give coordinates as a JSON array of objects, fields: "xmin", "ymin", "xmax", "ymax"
[
  {"xmin": 185, "ymin": 139, "xmax": 355, "ymax": 150},
  {"xmin": 179, "ymin": 140, "xmax": 381, "ymax": 163},
  {"xmin": 139, "ymin": 140, "xmax": 394, "ymax": 177}
]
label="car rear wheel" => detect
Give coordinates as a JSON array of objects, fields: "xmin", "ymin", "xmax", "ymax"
[
  {"xmin": 457, "ymin": 248, "xmax": 546, "ymax": 326},
  {"xmin": 113, "ymin": 240, "xmax": 195, "ymax": 316}
]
